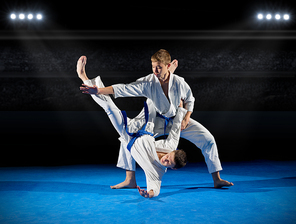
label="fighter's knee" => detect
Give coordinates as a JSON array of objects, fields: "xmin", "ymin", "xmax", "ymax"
[{"xmin": 201, "ymin": 130, "xmax": 215, "ymax": 144}]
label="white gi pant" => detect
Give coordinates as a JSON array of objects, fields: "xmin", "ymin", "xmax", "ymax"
[
  {"xmin": 84, "ymin": 78, "xmax": 153, "ymax": 172},
  {"xmin": 155, "ymin": 117, "xmax": 222, "ymax": 174}
]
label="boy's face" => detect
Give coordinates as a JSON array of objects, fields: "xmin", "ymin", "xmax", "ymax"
[
  {"xmin": 160, "ymin": 151, "xmax": 176, "ymax": 169},
  {"xmin": 152, "ymin": 61, "xmax": 170, "ymax": 79}
]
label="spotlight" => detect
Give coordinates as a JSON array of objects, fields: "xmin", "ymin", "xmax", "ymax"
[
  {"xmin": 19, "ymin": 13, "xmax": 25, "ymax": 20},
  {"xmin": 257, "ymin": 14, "xmax": 263, "ymax": 20},
  {"xmin": 36, "ymin": 14, "xmax": 42, "ymax": 20},
  {"xmin": 275, "ymin": 14, "xmax": 281, "ymax": 20},
  {"xmin": 10, "ymin": 13, "xmax": 16, "ymax": 20},
  {"xmin": 27, "ymin": 14, "xmax": 33, "ymax": 20},
  {"xmin": 266, "ymin": 14, "xmax": 272, "ymax": 20},
  {"xmin": 283, "ymin": 14, "xmax": 290, "ymax": 20}
]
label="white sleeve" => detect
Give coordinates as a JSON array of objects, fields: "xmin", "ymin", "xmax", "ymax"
[
  {"xmin": 155, "ymin": 107, "xmax": 187, "ymax": 152},
  {"xmin": 112, "ymin": 81, "xmax": 151, "ymax": 99},
  {"xmin": 182, "ymin": 81, "xmax": 195, "ymax": 112},
  {"xmin": 131, "ymin": 137, "xmax": 163, "ymax": 197}
]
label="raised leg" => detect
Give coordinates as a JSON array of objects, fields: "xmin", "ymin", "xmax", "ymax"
[
  {"xmin": 77, "ymin": 56, "xmax": 88, "ymax": 82},
  {"xmin": 77, "ymin": 66, "xmax": 137, "ymax": 189}
]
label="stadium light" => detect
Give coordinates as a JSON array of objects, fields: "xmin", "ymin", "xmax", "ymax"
[
  {"xmin": 19, "ymin": 13, "xmax": 25, "ymax": 20},
  {"xmin": 28, "ymin": 14, "xmax": 33, "ymax": 20},
  {"xmin": 284, "ymin": 14, "xmax": 290, "ymax": 20},
  {"xmin": 256, "ymin": 13, "xmax": 290, "ymax": 21},
  {"xmin": 275, "ymin": 14, "xmax": 281, "ymax": 20},
  {"xmin": 36, "ymin": 14, "xmax": 42, "ymax": 20},
  {"xmin": 9, "ymin": 12, "xmax": 44, "ymax": 21},
  {"xmin": 10, "ymin": 13, "xmax": 16, "ymax": 19},
  {"xmin": 257, "ymin": 14, "xmax": 263, "ymax": 20}
]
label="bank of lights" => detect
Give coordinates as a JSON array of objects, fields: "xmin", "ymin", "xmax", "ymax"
[
  {"xmin": 257, "ymin": 13, "xmax": 290, "ymax": 21},
  {"xmin": 10, "ymin": 13, "xmax": 43, "ymax": 20}
]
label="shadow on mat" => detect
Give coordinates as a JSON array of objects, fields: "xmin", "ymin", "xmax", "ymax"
[
  {"xmin": 0, "ymin": 181, "xmax": 135, "ymax": 195},
  {"xmin": 153, "ymin": 176, "xmax": 296, "ymax": 199},
  {"xmin": 1, "ymin": 176, "xmax": 295, "ymax": 199}
]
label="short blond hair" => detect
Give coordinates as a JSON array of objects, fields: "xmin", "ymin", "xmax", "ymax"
[{"xmin": 151, "ymin": 49, "xmax": 171, "ymax": 65}]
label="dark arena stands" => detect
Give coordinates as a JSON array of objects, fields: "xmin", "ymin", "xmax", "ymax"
[
  {"xmin": 0, "ymin": 36, "xmax": 296, "ymax": 111},
  {"xmin": 0, "ymin": 33, "xmax": 295, "ymax": 166}
]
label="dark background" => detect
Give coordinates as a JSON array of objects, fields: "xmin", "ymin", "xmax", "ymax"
[
  {"xmin": 0, "ymin": 0, "xmax": 295, "ymax": 166},
  {"xmin": 1, "ymin": 0, "xmax": 295, "ymax": 30}
]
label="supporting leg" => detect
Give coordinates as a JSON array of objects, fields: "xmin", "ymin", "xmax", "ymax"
[{"xmin": 154, "ymin": 117, "xmax": 233, "ymax": 188}]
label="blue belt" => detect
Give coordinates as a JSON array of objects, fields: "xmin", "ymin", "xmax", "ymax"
[
  {"xmin": 121, "ymin": 102, "xmax": 154, "ymax": 151},
  {"xmin": 156, "ymin": 113, "xmax": 175, "ymax": 136}
]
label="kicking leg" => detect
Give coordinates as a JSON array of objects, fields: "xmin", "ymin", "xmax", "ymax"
[
  {"xmin": 77, "ymin": 56, "xmax": 88, "ymax": 82},
  {"xmin": 168, "ymin": 59, "xmax": 178, "ymax": 74},
  {"xmin": 77, "ymin": 56, "xmax": 124, "ymax": 136},
  {"xmin": 84, "ymin": 78, "xmax": 137, "ymax": 189},
  {"xmin": 77, "ymin": 60, "xmax": 137, "ymax": 188}
]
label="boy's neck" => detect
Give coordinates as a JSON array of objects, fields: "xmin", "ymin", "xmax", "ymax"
[{"xmin": 158, "ymin": 71, "xmax": 170, "ymax": 84}]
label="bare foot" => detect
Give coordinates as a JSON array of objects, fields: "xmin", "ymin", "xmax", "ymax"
[
  {"xmin": 212, "ymin": 171, "xmax": 233, "ymax": 188},
  {"xmin": 110, "ymin": 179, "xmax": 137, "ymax": 189},
  {"xmin": 77, "ymin": 56, "xmax": 88, "ymax": 82},
  {"xmin": 169, "ymin": 59, "xmax": 178, "ymax": 74},
  {"xmin": 214, "ymin": 179, "xmax": 234, "ymax": 188}
]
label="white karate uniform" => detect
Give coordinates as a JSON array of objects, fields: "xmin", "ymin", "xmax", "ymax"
[
  {"xmin": 112, "ymin": 73, "xmax": 222, "ymax": 174},
  {"xmin": 84, "ymin": 77, "xmax": 187, "ymax": 197}
]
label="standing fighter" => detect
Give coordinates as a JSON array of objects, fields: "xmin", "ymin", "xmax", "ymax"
[{"xmin": 78, "ymin": 50, "xmax": 233, "ymax": 189}]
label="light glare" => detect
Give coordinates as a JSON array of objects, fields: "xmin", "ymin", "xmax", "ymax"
[
  {"xmin": 28, "ymin": 14, "xmax": 33, "ymax": 20},
  {"xmin": 10, "ymin": 13, "xmax": 16, "ymax": 19},
  {"xmin": 257, "ymin": 14, "xmax": 263, "ymax": 19},
  {"xmin": 36, "ymin": 14, "xmax": 42, "ymax": 20},
  {"xmin": 275, "ymin": 14, "xmax": 281, "ymax": 20},
  {"xmin": 266, "ymin": 14, "xmax": 272, "ymax": 20},
  {"xmin": 19, "ymin": 13, "xmax": 25, "ymax": 20},
  {"xmin": 284, "ymin": 14, "xmax": 289, "ymax": 20}
]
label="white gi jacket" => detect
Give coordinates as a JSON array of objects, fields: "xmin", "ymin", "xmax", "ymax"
[
  {"xmin": 112, "ymin": 73, "xmax": 194, "ymax": 117},
  {"xmin": 119, "ymin": 107, "xmax": 187, "ymax": 197}
]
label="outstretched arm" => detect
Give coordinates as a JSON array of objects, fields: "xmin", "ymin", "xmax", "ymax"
[
  {"xmin": 80, "ymin": 81, "xmax": 150, "ymax": 99},
  {"xmin": 80, "ymin": 84, "xmax": 114, "ymax": 95}
]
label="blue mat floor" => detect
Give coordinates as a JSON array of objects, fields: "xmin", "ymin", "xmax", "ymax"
[{"xmin": 0, "ymin": 160, "xmax": 295, "ymax": 224}]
